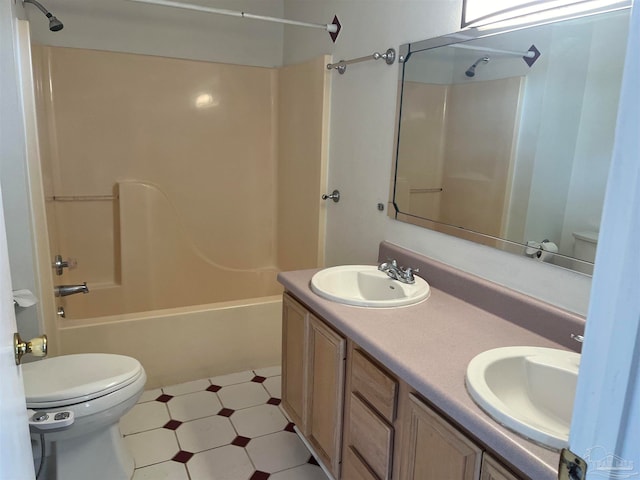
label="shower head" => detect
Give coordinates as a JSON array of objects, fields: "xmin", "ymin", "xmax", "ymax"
[
  {"xmin": 465, "ymin": 56, "xmax": 490, "ymax": 78},
  {"xmin": 23, "ymin": 0, "xmax": 64, "ymax": 31}
]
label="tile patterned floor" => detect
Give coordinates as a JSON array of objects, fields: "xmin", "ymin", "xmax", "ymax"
[{"xmin": 121, "ymin": 366, "xmax": 329, "ymax": 480}]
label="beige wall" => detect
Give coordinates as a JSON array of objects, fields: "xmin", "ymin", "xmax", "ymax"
[
  {"xmin": 283, "ymin": 0, "xmax": 592, "ymax": 316},
  {"xmin": 32, "ymin": 45, "xmax": 328, "ymax": 320}
]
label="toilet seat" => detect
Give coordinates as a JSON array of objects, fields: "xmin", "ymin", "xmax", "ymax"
[{"xmin": 23, "ymin": 353, "xmax": 144, "ymax": 408}]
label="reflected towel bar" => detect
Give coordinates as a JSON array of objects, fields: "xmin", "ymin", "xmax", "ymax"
[
  {"xmin": 47, "ymin": 195, "xmax": 117, "ymax": 202},
  {"xmin": 410, "ymin": 188, "xmax": 443, "ymax": 194},
  {"xmin": 327, "ymin": 48, "xmax": 396, "ymax": 74}
]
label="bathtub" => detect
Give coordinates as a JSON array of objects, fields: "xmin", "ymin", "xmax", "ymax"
[{"xmin": 57, "ymin": 295, "xmax": 283, "ymax": 388}]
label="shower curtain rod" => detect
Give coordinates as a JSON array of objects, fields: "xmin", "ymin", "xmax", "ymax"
[
  {"xmin": 327, "ymin": 48, "xmax": 396, "ymax": 74},
  {"xmin": 449, "ymin": 43, "xmax": 536, "ymax": 58},
  {"xmin": 128, "ymin": 0, "xmax": 339, "ymax": 37}
]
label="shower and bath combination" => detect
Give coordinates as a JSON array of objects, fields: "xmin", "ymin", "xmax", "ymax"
[
  {"xmin": 23, "ymin": 0, "xmax": 64, "ymax": 31},
  {"xmin": 465, "ymin": 56, "xmax": 490, "ymax": 77}
]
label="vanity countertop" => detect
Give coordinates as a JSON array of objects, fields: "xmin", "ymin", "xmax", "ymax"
[{"xmin": 278, "ymin": 247, "xmax": 585, "ymax": 480}]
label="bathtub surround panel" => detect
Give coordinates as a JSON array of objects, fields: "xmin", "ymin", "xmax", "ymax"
[
  {"xmin": 277, "ymin": 56, "xmax": 331, "ymax": 271},
  {"xmin": 58, "ymin": 297, "xmax": 283, "ymax": 388},
  {"xmin": 34, "ymin": 45, "xmax": 278, "ymax": 273},
  {"xmin": 57, "ymin": 182, "xmax": 282, "ymax": 319},
  {"xmin": 395, "ymin": 77, "xmax": 524, "ymax": 238},
  {"xmin": 32, "ymin": 46, "xmax": 329, "ymax": 320}
]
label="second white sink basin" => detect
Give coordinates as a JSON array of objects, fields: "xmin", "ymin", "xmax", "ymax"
[
  {"xmin": 466, "ymin": 346, "xmax": 580, "ymax": 450},
  {"xmin": 310, "ymin": 265, "xmax": 430, "ymax": 307}
]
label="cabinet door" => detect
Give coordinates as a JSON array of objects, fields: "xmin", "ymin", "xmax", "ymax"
[
  {"xmin": 481, "ymin": 455, "xmax": 522, "ymax": 480},
  {"xmin": 308, "ymin": 314, "xmax": 346, "ymax": 478},
  {"xmin": 281, "ymin": 293, "xmax": 309, "ymax": 432},
  {"xmin": 402, "ymin": 393, "xmax": 482, "ymax": 480}
]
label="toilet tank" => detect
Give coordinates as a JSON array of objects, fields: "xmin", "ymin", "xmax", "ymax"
[{"xmin": 572, "ymin": 231, "xmax": 599, "ymax": 263}]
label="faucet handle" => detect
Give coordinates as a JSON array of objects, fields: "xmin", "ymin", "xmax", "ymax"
[{"xmin": 401, "ymin": 266, "xmax": 418, "ymax": 283}]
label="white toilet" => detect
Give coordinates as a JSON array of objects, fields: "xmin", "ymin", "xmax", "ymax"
[
  {"xmin": 22, "ymin": 353, "xmax": 147, "ymax": 480},
  {"xmin": 572, "ymin": 230, "xmax": 599, "ymax": 274}
]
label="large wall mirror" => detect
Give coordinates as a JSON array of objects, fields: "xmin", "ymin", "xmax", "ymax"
[{"xmin": 390, "ymin": 5, "xmax": 631, "ymax": 275}]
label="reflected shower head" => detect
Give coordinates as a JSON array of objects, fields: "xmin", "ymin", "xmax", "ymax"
[
  {"xmin": 465, "ymin": 56, "xmax": 490, "ymax": 77},
  {"xmin": 23, "ymin": 0, "xmax": 64, "ymax": 31}
]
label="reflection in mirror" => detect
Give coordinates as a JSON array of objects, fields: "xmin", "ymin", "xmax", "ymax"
[{"xmin": 391, "ymin": 6, "xmax": 630, "ymax": 274}]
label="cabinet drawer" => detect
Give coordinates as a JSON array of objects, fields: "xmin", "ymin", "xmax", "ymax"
[
  {"xmin": 343, "ymin": 446, "xmax": 381, "ymax": 480},
  {"xmin": 352, "ymin": 348, "xmax": 398, "ymax": 422},
  {"xmin": 349, "ymin": 393, "xmax": 394, "ymax": 480}
]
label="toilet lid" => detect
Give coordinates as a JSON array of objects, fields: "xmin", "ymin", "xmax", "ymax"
[{"xmin": 23, "ymin": 353, "xmax": 143, "ymax": 407}]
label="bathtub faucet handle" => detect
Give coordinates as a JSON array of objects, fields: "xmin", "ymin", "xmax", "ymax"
[
  {"xmin": 55, "ymin": 282, "xmax": 89, "ymax": 297},
  {"xmin": 53, "ymin": 255, "xmax": 77, "ymax": 276}
]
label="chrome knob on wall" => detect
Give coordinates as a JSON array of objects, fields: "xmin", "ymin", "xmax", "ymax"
[{"xmin": 322, "ymin": 189, "xmax": 340, "ymax": 203}]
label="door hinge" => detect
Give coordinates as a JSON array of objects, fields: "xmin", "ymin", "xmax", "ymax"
[{"xmin": 559, "ymin": 448, "xmax": 587, "ymax": 480}]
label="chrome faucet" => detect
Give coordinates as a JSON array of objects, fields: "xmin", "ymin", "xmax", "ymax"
[
  {"xmin": 54, "ymin": 282, "xmax": 89, "ymax": 297},
  {"xmin": 378, "ymin": 259, "xmax": 418, "ymax": 284}
]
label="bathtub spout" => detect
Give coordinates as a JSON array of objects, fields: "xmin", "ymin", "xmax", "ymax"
[{"xmin": 55, "ymin": 282, "xmax": 89, "ymax": 297}]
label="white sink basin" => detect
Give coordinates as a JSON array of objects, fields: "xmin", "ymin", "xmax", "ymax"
[
  {"xmin": 310, "ymin": 265, "xmax": 430, "ymax": 308},
  {"xmin": 465, "ymin": 346, "xmax": 580, "ymax": 450}
]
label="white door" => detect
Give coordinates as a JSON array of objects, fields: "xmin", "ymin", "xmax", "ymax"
[
  {"xmin": 0, "ymin": 0, "xmax": 39, "ymax": 477},
  {"xmin": 0, "ymin": 191, "xmax": 35, "ymax": 479},
  {"xmin": 569, "ymin": 3, "xmax": 640, "ymax": 479}
]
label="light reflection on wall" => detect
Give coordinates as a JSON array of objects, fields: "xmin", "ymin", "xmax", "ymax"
[{"xmin": 195, "ymin": 93, "xmax": 219, "ymax": 109}]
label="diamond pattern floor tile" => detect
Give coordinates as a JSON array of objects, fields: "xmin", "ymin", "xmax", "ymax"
[
  {"xmin": 162, "ymin": 379, "xmax": 211, "ymax": 396},
  {"xmin": 188, "ymin": 445, "xmax": 255, "ymax": 480},
  {"xmin": 130, "ymin": 368, "xmax": 329, "ymax": 480},
  {"xmin": 121, "ymin": 401, "xmax": 170, "ymax": 435},
  {"xmin": 167, "ymin": 390, "xmax": 222, "ymax": 421},
  {"xmin": 246, "ymin": 431, "xmax": 311, "ymax": 473},
  {"xmin": 230, "ymin": 404, "xmax": 289, "ymax": 438},
  {"xmin": 131, "ymin": 460, "xmax": 189, "ymax": 480},
  {"xmin": 176, "ymin": 415, "xmax": 236, "ymax": 453},
  {"xmin": 218, "ymin": 382, "xmax": 270, "ymax": 409},
  {"xmin": 209, "ymin": 370, "xmax": 254, "ymax": 387},
  {"xmin": 253, "ymin": 366, "xmax": 281, "ymax": 378},
  {"xmin": 137, "ymin": 388, "xmax": 163, "ymax": 404},
  {"xmin": 125, "ymin": 428, "xmax": 180, "ymax": 468},
  {"xmin": 270, "ymin": 464, "xmax": 328, "ymax": 480},
  {"xmin": 262, "ymin": 376, "xmax": 281, "ymax": 398}
]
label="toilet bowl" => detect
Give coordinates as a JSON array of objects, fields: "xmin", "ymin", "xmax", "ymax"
[
  {"xmin": 572, "ymin": 230, "xmax": 599, "ymax": 274},
  {"xmin": 22, "ymin": 353, "xmax": 147, "ymax": 480}
]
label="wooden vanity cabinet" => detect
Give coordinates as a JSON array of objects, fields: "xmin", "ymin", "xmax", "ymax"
[
  {"xmin": 281, "ymin": 293, "xmax": 346, "ymax": 478},
  {"xmin": 282, "ymin": 292, "xmax": 523, "ymax": 480}
]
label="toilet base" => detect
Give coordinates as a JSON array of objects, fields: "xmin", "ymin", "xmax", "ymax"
[{"xmin": 37, "ymin": 424, "xmax": 134, "ymax": 480}]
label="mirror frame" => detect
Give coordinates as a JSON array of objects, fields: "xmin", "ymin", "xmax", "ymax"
[{"xmin": 389, "ymin": 2, "xmax": 632, "ymax": 275}]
